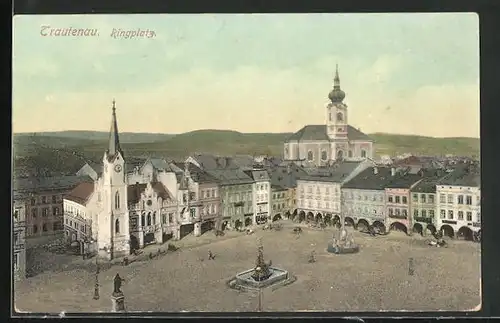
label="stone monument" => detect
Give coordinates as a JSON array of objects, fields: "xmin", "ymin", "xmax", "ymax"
[{"xmin": 111, "ymin": 273, "xmax": 126, "ymax": 312}]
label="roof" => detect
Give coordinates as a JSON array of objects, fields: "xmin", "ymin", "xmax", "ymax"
[
  {"xmin": 410, "ymin": 170, "xmax": 449, "ymax": 193},
  {"xmin": 173, "ymin": 162, "xmax": 219, "ymax": 184},
  {"xmin": 285, "ymin": 125, "xmax": 372, "ymax": 142},
  {"xmin": 385, "ymin": 168, "xmax": 425, "ymax": 189},
  {"xmin": 65, "ymin": 182, "xmax": 95, "ymax": 205},
  {"xmin": 13, "ymin": 175, "xmax": 93, "ymax": 193},
  {"xmin": 298, "ymin": 161, "xmax": 362, "ymax": 183},
  {"xmin": 268, "ymin": 164, "xmax": 307, "ymax": 189},
  {"xmin": 151, "ymin": 182, "xmax": 174, "ymax": 200},
  {"xmin": 343, "ymin": 167, "xmax": 396, "ymax": 190},
  {"xmin": 206, "ymin": 168, "xmax": 254, "ymax": 186},
  {"xmin": 439, "ymin": 165, "xmax": 480, "ymax": 187},
  {"xmin": 244, "ymin": 169, "xmax": 270, "ymax": 182}
]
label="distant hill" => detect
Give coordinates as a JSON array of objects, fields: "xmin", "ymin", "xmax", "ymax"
[
  {"xmin": 12, "ymin": 130, "xmax": 480, "ymax": 176},
  {"xmin": 14, "ymin": 131, "xmax": 175, "ymax": 143}
]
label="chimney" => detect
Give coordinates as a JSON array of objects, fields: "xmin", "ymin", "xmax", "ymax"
[
  {"xmin": 373, "ymin": 166, "xmax": 378, "ymax": 175},
  {"xmin": 391, "ymin": 167, "xmax": 396, "ymax": 177}
]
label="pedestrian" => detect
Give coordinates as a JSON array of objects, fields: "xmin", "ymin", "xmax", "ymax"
[{"xmin": 208, "ymin": 250, "xmax": 215, "ymax": 260}]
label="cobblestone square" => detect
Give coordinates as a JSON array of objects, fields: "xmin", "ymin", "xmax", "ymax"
[{"xmin": 14, "ymin": 222, "xmax": 481, "ymax": 313}]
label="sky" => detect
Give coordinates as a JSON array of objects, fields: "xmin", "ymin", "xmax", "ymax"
[{"xmin": 12, "ymin": 13, "xmax": 479, "ymax": 138}]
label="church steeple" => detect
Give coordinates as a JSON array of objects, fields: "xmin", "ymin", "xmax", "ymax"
[
  {"xmin": 328, "ymin": 64, "xmax": 346, "ymax": 103},
  {"xmin": 106, "ymin": 99, "xmax": 123, "ymax": 161}
]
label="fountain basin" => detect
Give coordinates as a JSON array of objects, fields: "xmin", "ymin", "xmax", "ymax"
[
  {"xmin": 327, "ymin": 242, "xmax": 360, "ymax": 254},
  {"xmin": 234, "ymin": 267, "xmax": 289, "ymax": 290}
]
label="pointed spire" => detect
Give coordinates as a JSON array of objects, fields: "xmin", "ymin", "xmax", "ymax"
[
  {"xmin": 334, "ymin": 64, "xmax": 340, "ymax": 89},
  {"xmin": 107, "ymin": 99, "xmax": 123, "ymax": 161}
]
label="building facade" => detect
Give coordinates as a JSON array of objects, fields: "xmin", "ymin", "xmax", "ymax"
[
  {"xmin": 436, "ymin": 164, "xmax": 481, "ymax": 239},
  {"xmin": 384, "ymin": 167, "xmax": 425, "ymax": 234},
  {"xmin": 270, "ymin": 185, "xmax": 289, "ymax": 222},
  {"xmin": 409, "ymin": 172, "xmax": 448, "ymax": 235},
  {"xmin": 284, "ymin": 65, "xmax": 374, "ymax": 166},
  {"xmin": 13, "ymin": 175, "xmax": 90, "ymax": 248},
  {"xmin": 13, "ymin": 195, "xmax": 27, "ymax": 280},
  {"xmin": 342, "ymin": 166, "xmax": 394, "ymax": 232},
  {"xmin": 296, "ymin": 160, "xmax": 371, "ymax": 224},
  {"xmin": 245, "ymin": 168, "xmax": 271, "ymax": 225},
  {"xmin": 186, "ymin": 154, "xmax": 255, "ymax": 230}
]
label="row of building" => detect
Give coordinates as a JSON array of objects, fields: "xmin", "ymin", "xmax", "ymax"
[{"xmin": 12, "ymin": 96, "xmax": 480, "ymax": 280}]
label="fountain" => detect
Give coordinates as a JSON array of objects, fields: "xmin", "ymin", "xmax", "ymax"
[
  {"xmin": 228, "ymin": 239, "xmax": 295, "ymax": 291},
  {"xmin": 327, "ymin": 218, "xmax": 360, "ymax": 254}
]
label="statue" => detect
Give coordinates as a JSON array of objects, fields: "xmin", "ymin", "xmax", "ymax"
[
  {"xmin": 251, "ymin": 243, "xmax": 272, "ymax": 281},
  {"xmin": 113, "ymin": 273, "xmax": 125, "ymax": 295}
]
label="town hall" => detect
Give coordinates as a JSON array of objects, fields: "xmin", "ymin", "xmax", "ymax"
[{"xmin": 284, "ymin": 65, "xmax": 374, "ymax": 167}]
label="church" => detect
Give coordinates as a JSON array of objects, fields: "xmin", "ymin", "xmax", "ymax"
[
  {"xmin": 284, "ymin": 65, "xmax": 374, "ymax": 167},
  {"xmin": 63, "ymin": 100, "xmax": 200, "ymax": 260}
]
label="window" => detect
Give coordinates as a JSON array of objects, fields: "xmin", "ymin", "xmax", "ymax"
[
  {"xmin": 388, "ymin": 196, "xmax": 393, "ymax": 203},
  {"xmin": 336, "ymin": 112, "xmax": 343, "ymax": 122},
  {"xmin": 458, "ymin": 211, "xmax": 464, "ymax": 220},
  {"xmin": 54, "ymin": 222, "xmax": 58, "ymax": 231},
  {"xmin": 190, "ymin": 208, "xmax": 196, "ymax": 218},
  {"xmin": 273, "ymin": 204, "xmax": 276, "ymax": 210},
  {"xmin": 440, "ymin": 210, "xmax": 446, "ymax": 219},
  {"xmin": 414, "ymin": 209, "xmax": 418, "ymax": 217},
  {"xmin": 65, "ymin": 218, "xmax": 68, "ymax": 224},
  {"xmin": 412, "ymin": 194, "xmax": 418, "ymax": 202},
  {"xmin": 429, "ymin": 195, "xmax": 434, "ymax": 204},
  {"xmin": 115, "ymin": 219, "xmax": 120, "ymax": 234},
  {"xmin": 395, "ymin": 209, "xmax": 401, "ymax": 216},
  {"xmin": 141, "ymin": 214, "xmax": 145, "ymax": 227},
  {"xmin": 114, "ymin": 191, "xmax": 120, "ymax": 210},
  {"xmin": 70, "ymin": 220, "xmax": 73, "ymax": 227},
  {"xmin": 321, "ymin": 150, "xmax": 327, "ymax": 161},
  {"xmin": 153, "ymin": 213, "xmax": 156, "ymax": 225},
  {"xmin": 361, "ymin": 150, "xmax": 367, "ymax": 158},
  {"xmin": 14, "ymin": 210, "xmax": 19, "ymax": 221},
  {"xmin": 364, "ymin": 195, "xmax": 368, "ymax": 201},
  {"xmin": 389, "ymin": 208, "xmax": 393, "ymax": 216},
  {"xmin": 14, "ymin": 254, "xmax": 18, "ymax": 270},
  {"xmin": 337, "ymin": 128, "xmax": 343, "ymax": 132},
  {"xmin": 42, "ymin": 223, "xmax": 47, "ymax": 232},
  {"xmin": 420, "ymin": 194, "xmax": 426, "ymax": 203},
  {"xmin": 402, "ymin": 209, "xmax": 407, "ymax": 217},
  {"xmin": 466, "ymin": 195, "xmax": 472, "ymax": 205},
  {"xmin": 329, "ymin": 112, "xmax": 332, "ymax": 121},
  {"xmin": 466, "ymin": 211, "xmax": 472, "ymax": 221},
  {"xmin": 429, "ymin": 210, "xmax": 434, "ymax": 218},
  {"xmin": 457, "ymin": 195, "xmax": 464, "ymax": 204},
  {"xmin": 52, "ymin": 207, "xmax": 59, "ymax": 216},
  {"xmin": 395, "ymin": 196, "xmax": 400, "ymax": 204},
  {"xmin": 147, "ymin": 213, "xmax": 152, "ymax": 226},
  {"xmin": 168, "ymin": 213, "xmax": 173, "ymax": 223},
  {"xmin": 307, "ymin": 151, "xmax": 313, "ymax": 161},
  {"xmin": 402, "ymin": 196, "xmax": 407, "ymax": 204},
  {"xmin": 447, "ymin": 194, "xmax": 453, "ymax": 204},
  {"xmin": 477, "ymin": 212, "xmax": 481, "ymax": 223},
  {"xmin": 31, "ymin": 198, "xmax": 36, "ymax": 206},
  {"xmin": 448, "ymin": 210, "xmax": 454, "ymax": 220},
  {"xmin": 42, "ymin": 196, "xmax": 47, "ymax": 204},
  {"xmin": 52, "ymin": 195, "xmax": 57, "ymax": 204},
  {"xmin": 162, "ymin": 214, "xmax": 166, "ymax": 224},
  {"xmin": 348, "ymin": 151, "xmax": 353, "ymax": 158},
  {"xmin": 33, "ymin": 225, "xmax": 38, "ymax": 234},
  {"xmin": 439, "ymin": 194, "xmax": 446, "ymax": 203},
  {"xmin": 14, "ymin": 232, "xmax": 19, "ymax": 244},
  {"xmin": 421, "ymin": 210, "xmax": 427, "ymax": 217},
  {"xmin": 42, "ymin": 208, "xmax": 48, "ymax": 217},
  {"xmin": 189, "ymin": 192, "xmax": 196, "ymax": 201},
  {"xmin": 476, "ymin": 195, "xmax": 480, "ymax": 206},
  {"xmin": 98, "ymin": 192, "xmax": 101, "ymax": 202}
]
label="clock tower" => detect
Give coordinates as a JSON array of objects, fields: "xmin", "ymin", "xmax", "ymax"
[{"xmin": 99, "ymin": 99, "xmax": 130, "ymax": 260}]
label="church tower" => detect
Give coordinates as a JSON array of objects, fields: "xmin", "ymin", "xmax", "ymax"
[
  {"xmin": 326, "ymin": 65, "xmax": 349, "ymax": 160},
  {"xmin": 99, "ymin": 99, "xmax": 130, "ymax": 260}
]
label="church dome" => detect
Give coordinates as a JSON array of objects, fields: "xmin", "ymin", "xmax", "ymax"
[{"xmin": 328, "ymin": 88, "xmax": 345, "ymax": 103}]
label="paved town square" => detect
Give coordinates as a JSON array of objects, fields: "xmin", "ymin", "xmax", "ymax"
[{"xmin": 15, "ymin": 222, "xmax": 480, "ymax": 313}]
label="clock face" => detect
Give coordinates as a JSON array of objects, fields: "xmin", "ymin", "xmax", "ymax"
[{"xmin": 114, "ymin": 164, "xmax": 122, "ymax": 173}]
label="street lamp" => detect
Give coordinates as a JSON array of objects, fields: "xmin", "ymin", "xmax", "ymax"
[{"xmin": 93, "ymin": 255, "xmax": 100, "ymax": 300}]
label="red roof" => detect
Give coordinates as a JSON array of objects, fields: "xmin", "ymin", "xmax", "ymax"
[{"xmin": 65, "ymin": 182, "xmax": 95, "ymax": 205}]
